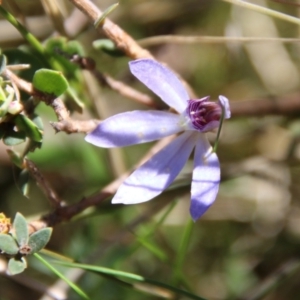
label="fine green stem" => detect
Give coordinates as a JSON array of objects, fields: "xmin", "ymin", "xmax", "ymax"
[
  {"xmin": 222, "ymin": 0, "xmax": 300, "ymax": 26},
  {"xmin": 172, "ymin": 218, "xmax": 194, "ymax": 284},
  {"xmin": 213, "ymin": 103, "xmax": 225, "ymax": 153},
  {"xmin": 54, "ymin": 260, "xmax": 207, "ymax": 300},
  {"xmin": 0, "ymin": 6, "xmax": 44, "ymax": 54},
  {"xmin": 34, "ymin": 253, "xmax": 90, "ymax": 300}
]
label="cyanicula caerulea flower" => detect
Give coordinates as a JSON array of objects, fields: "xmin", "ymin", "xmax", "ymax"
[{"xmin": 85, "ymin": 59, "xmax": 231, "ymax": 221}]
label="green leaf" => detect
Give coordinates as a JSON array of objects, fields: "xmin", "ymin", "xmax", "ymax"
[
  {"xmin": 31, "ymin": 113, "xmax": 44, "ymax": 131},
  {"xmin": 18, "ymin": 169, "xmax": 30, "ymax": 198},
  {"xmin": 26, "ymin": 140, "xmax": 42, "ymax": 153},
  {"xmin": 33, "ymin": 69, "xmax": 69, "ymax": 97},
  {"xmin": 0, "ymin": 54, "xmax": 7, "ymax": 75},
  {"xmin": 0, "ymin": 234, "xmax": 19, "ymax": 255},
  {"xmin": 7, "ymin": 257, "xmax": 27, "ymax": 275},
  {"xmin": 66, "ymin": 40, "xmax": 85, "ymax": 57},
  {"xmin": 92, "ymin": 39, "xmax": 124, "ymax": 57},
  {"xmin": 44, "ymin": 38, "xmax": 78, "ymax": 73},
  {"xmin": 3, "ymin": 48, "xmax": 46, "ymax": 81},
  {"xmin": 66, "ymin": 87, "xmax": 84, "ymax": 113},
  {"xmin": 3, "ymin": 130, "xmax": 26, "ymax": 146},
  {"xmin": 14, "ymin": 114, "xmax": 43, "ymax": 142},
  {"xmin": 134, "ymin": 235, "xmax": 168, "ymax": 262},
  {"xmin": 28, "ymin": 228, "xmax": 52, "ymax": 253},
  {"xmin": 94, "ymin": 2, "xmax": 119, "ymax": 28},
  {"xmin": 13, "ymin": 213, "xmax": 29, "ymax": 246},
  {"xmin": 6, "ymin": 149, "xmax": 24, "ymax": 168},
  {"xmin": 34, "ymin": 253, "xmax": 90, "ymax": 300},
  {"xmin": 0, "ymin": 84, "xmax": 6, "ymax": 102},
  {"xmin": 54, "ymin": 261, "xmax": 207, "ymax": 300},
  {"xmin": 0, "ymin": 85, "xmax": 14, "ymax": 117}
]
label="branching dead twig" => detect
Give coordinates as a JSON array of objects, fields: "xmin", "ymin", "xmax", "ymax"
[
  {"xmin": 92, "ymin": 71, "xmax": 159, "ymax": 109},
  {"xmin": 2, "ymin": 68, "xmax": 99, "ymax": 133},
  {"xmin": 138, "ymin": 35, "xmax": 300, "ymax": 47},
  {"xmin": 68, "ymin": 0, "xmax": 153, "ymax": 60},
  {"xmin": 5, "ymin": 66, "xmax": 300, "ymax": 134},
  {"xmin": 66, "ymin": 0, "xmax": 196, "ymax": 98},
  {"xmin": 24, "ymin": 159, "xmax": 62, "ymax": 209},
  {"xmin": 67, "ymin": 53, "xmax": 160, "ymax": 108},
  {"xmin": 41, "ymin": 135, "xmax": 176, "ymax": 226},
  {"xmin": 229, "ymin": 94, "xmax": 300, "ymax": 117}
]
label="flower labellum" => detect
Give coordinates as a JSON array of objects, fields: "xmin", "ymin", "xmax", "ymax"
[{"xmin": 85, "ymin": 59, "xmax": 231, "ymax": 221}]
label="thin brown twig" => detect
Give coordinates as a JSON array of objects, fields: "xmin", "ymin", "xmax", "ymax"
[
  {"xmin": 3, "ymin": 68, "xmax": 68, "ymax": 119},
  {"xmin": 2, "ymin": 68, "xmax": 34, "ymax": 95},
  {"xmin": 66, "ymin": 0, "xmax": 196, "ymax": 98},
  {"xmin": 5, "ymin": 62, "xmax": 300, "ymax": 118},
  {"xmin": 92, "ymin": 70, "xmax": 160, "ymax": 109},
  {"xmin": 138, "ymin": 35, "xmax": 300, "ymax": 47},
  {"xmin": 229, "ymin": 93, "xmax": 300, "ymax": 117},
  {"xmin": 24, "ymin": 159, "xmax": 62, "ymax": 209},
  {"xmin": 68, "ymin": 0, "xmax": 152, "ymax": 60},
  {"xmin": 50, "ymin": 119, "xmax": 101, "ymax": 133},
  {"xmin": 3, "ymin": 68, "xmax": 99, "ymax": 133},
  {"xmin": 270, "ymin": 0, "xmax": 300, "ymax": 7},
  {"xmin": 67, "ymin": 53, "xmax": 159, "ymax": 108},
  {"xmin": 5, "ymin": 65, "xmax": 300, "ymax": 134},
  {"xmin": 41, "ymin": 135, "xmax": 175, "ymax": 226}
]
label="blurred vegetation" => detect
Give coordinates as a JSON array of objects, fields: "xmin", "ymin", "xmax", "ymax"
[{"xmin": 1, "ymin": 0, "xmax": 300, "ymax": 299}]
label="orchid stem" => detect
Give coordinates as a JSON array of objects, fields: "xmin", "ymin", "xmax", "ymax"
[
  {"xmin": 172, "ymin": 218, "xmax": 194, "ymax": 285},
  {"xmin": 212, "ymin": 104, "xmax": 225, "ymax": 153},
  {"xmin": 221, "ymin": 0, "xmax": 300, "ymax": 26}
]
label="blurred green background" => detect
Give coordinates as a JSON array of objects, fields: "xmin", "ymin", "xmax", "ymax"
[{"xmin": 1, "ymin": 0, "xmax": 300, "ymax": 299}]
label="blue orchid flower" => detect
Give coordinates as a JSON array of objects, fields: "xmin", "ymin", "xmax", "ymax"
[{"xmin": 85, "ymin": 59, "xmax": 231, "ymax": 221}]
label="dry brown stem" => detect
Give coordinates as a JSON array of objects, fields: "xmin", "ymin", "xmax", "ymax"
[
  {"xmin": 3, "ymin": 68, "xmax": 99, "ymax": 133},
  {"xmin": 67, "ymin": 53, "xmax": 159, "ymax": 108},
  {"xmin": 50, "ymin": 119, "xmax": 100, "ymax": 133},
  {"xmin": 68, "ymin": 0, "xmax": 152, "ymax": 59},
  {"xmin": 92, "ymin": 70, "xmax": 159, "ymax": 108},
  {"xmin": 67, "ymin": 0, "xmax": 196, "ymax": 97},
  {"xmin": 41, "ymin": 135, "xmax": 175, "ymax": 226},
  {"xmin": 138, "ymin": 35, "xmax": 300, "ymax": 47},
  {"xmin": 25, "ymin": 159, "xmax": 62, "ymax": 209},
  {"xmin": 230, "ymin": 93, "xmax": 300, "ymax": 117}
]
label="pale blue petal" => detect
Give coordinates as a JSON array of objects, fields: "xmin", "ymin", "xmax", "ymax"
[
  {"xmin": 129, "ymin": 59, "xmax": 189, "ymax": 113},
  {"xmin": 218, "ymin": 95, "xmax": 231, "ymax": 119},
  {"xmin": 85, "ymin": 111, "xmax": 183, "ymax": 148},
  {"xmin": 190, "ymin": 134, "xmax": 220, "ymax": 221},
  {"xmin": 112, "ymin": 131, "xmax": 196, "ymax": 204}
]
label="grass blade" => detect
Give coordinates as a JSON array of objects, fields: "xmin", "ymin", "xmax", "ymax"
[{"xmin": 34, "ymin": 253, "xmax": 89, "ymax": 300}]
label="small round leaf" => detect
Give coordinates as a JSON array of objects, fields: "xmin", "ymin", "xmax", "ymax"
[
  {"xmin": 13, "ymin": 213, "xmax": 29, "ymax": 246},
  {"xmin": 14, "ymin": 115, "xmax": 43, "ymax": 142},
  {"xmin": 0, "ymin": 54, "xmax": 7, "ymax": 75},
  {"xmin": 3, "ymin": 130, "xmax": 26, "ymax": 146},
  {"xmin": 28, "ymin": 228, "xmax": 52, "ymax": 254},
  {"xmin": 7, "ymin": 257, "xmax": 27, "ymax": 275},
  {"xmin": 0, "ymin": 234, "xmax": 19, "ymax": 255},
  {"xmin": 7, "ymin": 149, "xmax": 24, "ymax": 169},
  {"xmin": 33, "ymin": 69, "xmax": 69, "ymax": 97},
  {"xmin": 18, "ymin": 169, "xmax": 30, "ymax": 198},
  {"xmin": 92, "ymin": 39, "xmax": 124, "ymax": 57}
]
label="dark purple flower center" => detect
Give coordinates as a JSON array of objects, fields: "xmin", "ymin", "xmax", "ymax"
[{"xmin": 187, "ymin": 97, "xmax": 222, "ymax": 131}]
